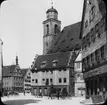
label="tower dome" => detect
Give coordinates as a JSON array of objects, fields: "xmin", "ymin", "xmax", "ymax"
[{"xmin": 46, "ymin": 6, "xmax": 58, "ymax": 14}]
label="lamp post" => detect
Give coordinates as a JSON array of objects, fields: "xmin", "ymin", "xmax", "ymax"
[{"xmin": 0, "ymin": 0, "xmax": 5, "ymax": 104}]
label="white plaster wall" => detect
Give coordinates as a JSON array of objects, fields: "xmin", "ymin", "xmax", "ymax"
[{"xmin": 31, "ymin": 68, "xmax": 70, "ymax": 86}]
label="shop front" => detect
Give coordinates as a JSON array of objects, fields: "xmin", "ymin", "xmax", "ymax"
[{"xmin": 84, "ymin": 63, "xmax": 107, "ymax": 101}]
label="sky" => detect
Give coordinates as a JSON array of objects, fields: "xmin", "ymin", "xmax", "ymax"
[{"xmin": 0, "ymin": 0, "xmax": 84, "ymax": 68}]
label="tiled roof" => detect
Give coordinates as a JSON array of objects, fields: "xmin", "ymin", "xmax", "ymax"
[
  {"xmin": 47, "ymin": 21, "xmax": 81, "ymax": 54},
  {"xmin": 21, "ymin": 69, "xmax": 29, "ymax": 77},
  {"xmin": 3, "ymin": 65, "xmax": 16, "ymax": 76},
  {"xmin": 32, "ymin": 51, "xmax": 76, "ymax": 70}
]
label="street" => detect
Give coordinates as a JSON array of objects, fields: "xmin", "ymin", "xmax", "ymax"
[{"xmin": 1, "ymin": 93, "xmax": 85, "ymax": 105}]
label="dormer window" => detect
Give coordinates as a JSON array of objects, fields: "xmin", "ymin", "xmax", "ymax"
[
  {"xmin": 35, "ymin": 68, "xmax": 37, "ymax": 70},
  {"xmin": 41, "ymin": 61, "xmax": 47, "ymax": 68},
  {"xmin": 52, "ymin": 60, "xmax": 58, "ymax": 67}
]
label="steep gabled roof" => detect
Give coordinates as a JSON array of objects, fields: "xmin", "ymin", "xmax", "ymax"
[
  {"xmin": 33, "ymin": 51, "xmax": 75, "ymax": 70},
  {"xmin": 47, "ymin": 21, "xmax": 82, "ymax": 54},
  {"xmin": 21, "ymin": 68, "xmax": 29, "ymax": 77},
  {"xmin": 3, "ymin": 65, "xmax": 16, "ymax": 76},
  {"xmin": 79, "ymin": 0, "xmax": 106, "ymax": 39}
]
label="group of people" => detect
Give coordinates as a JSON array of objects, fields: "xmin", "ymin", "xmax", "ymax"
[
  {"xmin": 33, "ymin": 87, "xmax": 69, "ymax": 99},
  {"xmin": 48, "ymin": 87, "xmax": 69, "ymax": 99}
]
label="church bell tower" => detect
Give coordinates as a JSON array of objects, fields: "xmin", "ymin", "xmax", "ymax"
[{"xmin": 43, "ymin": 5, "xmax": 61, "ymax": 54}]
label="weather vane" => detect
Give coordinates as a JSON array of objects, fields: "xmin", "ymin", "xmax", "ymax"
[{"xmin": 51, "ymin": 0, "xmax": 54, "ymax": 7}]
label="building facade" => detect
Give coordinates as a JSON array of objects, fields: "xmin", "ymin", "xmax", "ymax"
[
  {"xmin": 3, "ymin": 56, "xmax": 24, "ymax": 93},
  {"xmin": 22, "ymin": 68, "xmax": 31, "ymax": 93},
  {"xmin": 80, "ymin": 0, "xmax": 107, "ymax": 101},
  {"xmin": 31, "ymin": 51, "xmax": 75, "ymax": 96},
  {"xmin": 74, "ymin": 51, "xmax": 85, "ymax": 97}
]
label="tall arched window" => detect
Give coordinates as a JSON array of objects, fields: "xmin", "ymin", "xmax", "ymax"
[
  {"xmin": 54, "ymin": 24, "xmax": 58, "ymax": 34},
  {"xmin": 46, "ymin": 24, "xmax": 49, "ymax": 34}
]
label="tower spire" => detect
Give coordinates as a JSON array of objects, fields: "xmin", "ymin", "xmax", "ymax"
[
  {"xmin": 16, "ymin": 53, "xmax": 18, "ymax": 65},
  {"xmin": 51, "ymin": 0, "xmax": 53, "ymax": 8}
]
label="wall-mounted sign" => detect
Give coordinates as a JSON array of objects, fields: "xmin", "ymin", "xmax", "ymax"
[{"xmin": 83, "ymin": 63, "xmax": 107, "ymax": 79}]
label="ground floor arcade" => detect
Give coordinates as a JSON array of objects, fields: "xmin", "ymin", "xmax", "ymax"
[{"xmin": 31, "ymin": 85, "xmax": 74, "ymax": 96}]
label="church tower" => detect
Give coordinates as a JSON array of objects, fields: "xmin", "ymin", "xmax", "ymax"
[
  {"xmin": 16, "ymin": 55, "xmax": 18, "ymax": 65},
  {"xmin": 43, "ymin": 5, "xmax": 61, "ymax": 54}
]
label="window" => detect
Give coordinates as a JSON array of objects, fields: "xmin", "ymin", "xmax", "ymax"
[
  {"xmin": 50, "ymin": 78, "xmax": 53, "ymax": 83},
  {"xmin": 54, "ymin": 24, "xmax": 58, "ymax": 34},
  {"xmin": 103, "ymin": 17, "xmax": 107, "ymax": 31},
  {"xmin": 63, "ymin": 78, "xmax": 67, "ymax": 83},
  {"xmin": 76, "ymin": 62, "xmax": 81, "ymax": 69},
  {"xmin": 100, "ymin": 45, "xmax": 104, "ymax": 60},
  {"xmin": 46, "ymin": 79, "xmax": 49, "ymax": 85},
  {"xmin": 35, "ymin": 79, "xmax": 38, "ymax": 83},
  {"xmin": 41, "ymin": 61, "xmax": 47, "ymax": 68},
  {"xmin": 100, "ymin": 17, "xmax": 105, "ymax": 27},
  {"xmin": 89, "ymin": 6, "xmax": 95, "ymax": 23},
  {"xmin": 87, "ymin": 56, "xmax": 90, "ymax": 69},
  {"xmin": 46, "ymin": 24, "xmax": 49, "ymax": 34},
  {"xmin": 90, "ymin": 53, "xmax": 93, "ymax": 66},
  {"xmin": 59, "ymin": 78, "xmax": 62, "ymax": 83},
  {"xmin": 95, "ymin": 23, "xmax": 100, "ymax": 38},
  {"xmin": 32, "ymin": 79, "xmax": 34, "ymax": 81},
  {"xmin": 42, "ymin": 79, "xmax": 45, "ymax": 81},
  {"xmin": 85, "ymin": 20, "xmax": 88, "ymax": 28},
  {"xmin": 90, "ymin": 28, "xmax": 95, "ymax": 42},
  {"xmin": 52, "ymin": 60, "xmax": 58, "ymax": 67},
  {"xmin": 95, "ymin": 50, "xmax": 100, "ymax": 63},
  {"xmin": 87, "ymin": 33, "xmax": 90, "ymax": 46}
]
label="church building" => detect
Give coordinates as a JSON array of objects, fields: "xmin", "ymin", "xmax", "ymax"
[
  {"xmin": 30, "ymin": 5, "xmax": 84, "ymax": 96},
  {"xmin": 43, "ymin": 6, "xmax": 61, "ymax": 54}
]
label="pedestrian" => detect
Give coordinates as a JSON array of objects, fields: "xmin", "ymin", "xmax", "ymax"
[
  {"xmin": 57, "ymin": 89, "xmax": 60, "ymax": 100},
  {"xmin": 23, "ymin": 91, "xmax": 25, "ymax": 96}
]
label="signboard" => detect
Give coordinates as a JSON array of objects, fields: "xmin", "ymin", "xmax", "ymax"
[{"xmin": 83, "ymin": 63, "xmax": 107, "ymax": 79}]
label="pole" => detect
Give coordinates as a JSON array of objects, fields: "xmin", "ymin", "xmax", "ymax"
[
  {"xmin": 0, "ymin": 40, "xmax": 5, "ymax": 104},
  {"xmin": 0, "ymin": 1, "xmax": 6, "ymax": 105}
]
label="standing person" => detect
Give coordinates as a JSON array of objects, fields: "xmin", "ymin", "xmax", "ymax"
[
  {"xmin": 57, "ymin": 89, "xmax": 60, "ymax": 100},
  {"xmin": 24, "ymin": 90, "xmax": 25, "ymax": 96}
]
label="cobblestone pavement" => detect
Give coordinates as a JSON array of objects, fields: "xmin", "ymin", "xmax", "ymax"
[{"xmin": 1, "ymin": 93, "xmax": 85, "ymax": 105}]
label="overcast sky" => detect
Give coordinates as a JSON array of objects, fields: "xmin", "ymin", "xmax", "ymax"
[{"xmin": 0, "ymin": 0, "xmax": 84, "ymax": 68}]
